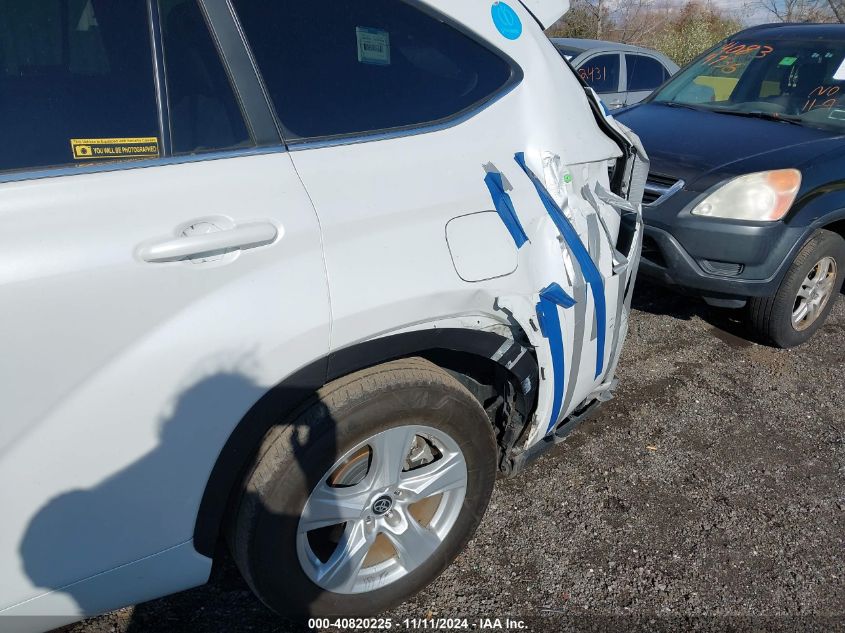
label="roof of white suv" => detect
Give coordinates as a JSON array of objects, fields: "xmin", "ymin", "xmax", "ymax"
[{"xmin": 518, "ymin": 0, "xmax": 571, "ymax": 28}]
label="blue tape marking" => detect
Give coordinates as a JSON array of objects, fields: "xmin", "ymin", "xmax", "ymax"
[
  {"xmin": 491, "ymin": 2, "xmax": 522, "ymax": 40},
  {"xmin": 540, "ymin": 282, "xmax": 577, "ymax": 310},
  {"xmin": 484, "ymin": 171, "xmax": 528, "ymax": 248},
  {"xmin": 536, "ymin": 296, "xmax": 566, "ymax": 432},
  {"xmin": 515, "ymin": 152, "xmax": 607, "ymax": 379},
  {"xmin": 538, "ymin": 283, "xmax": 576, "ymax": 432}
]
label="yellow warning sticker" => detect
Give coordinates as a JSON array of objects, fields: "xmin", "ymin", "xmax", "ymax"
[{"xmin": 70, "ymin": 137, "xmax": 160, "ymax": 161}]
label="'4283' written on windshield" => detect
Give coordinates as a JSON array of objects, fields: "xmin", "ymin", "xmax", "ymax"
[{"xmin": 702, "ymin": 42, "xmax": 775, "ymax": 74}]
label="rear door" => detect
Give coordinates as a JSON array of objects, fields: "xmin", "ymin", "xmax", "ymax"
[
  {"xmin": 577, "ymin": 52, "xmax": 625, "ymax": 109},
  {"xmin": 226, "ymin": 0, "xmax": 536, "ymax": 353},
  {"xmin": 0, "ymin": 0, "xmax": 330, "ymax": 612},
  {"xmin": 624, "ymin": 53, "xmax": 671, "ymax": 105}
]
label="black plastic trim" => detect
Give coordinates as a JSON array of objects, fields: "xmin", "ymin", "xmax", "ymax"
[
  {"xmin": 516, "ymin": 0, "xmax": 544, "ymax": 28},
  {"xmin": 640, "ymin": 224, "xmax": 791, "ymax": 298},
  {"xmin": 147, "ymin": 0, "xmax": 172, "ymax": 156},
  {"xmin": 199, "ymin": 0, "xmax": 282, "ymax": 146},
  {"xmin": 508, "ymin": 399, "xmax": 608, "ymax": 476},
  {"xmin": 583, "ymin": 89, "xmax": 633, "ymax": 197}
]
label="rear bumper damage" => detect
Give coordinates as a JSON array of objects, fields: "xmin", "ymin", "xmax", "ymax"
[{"xmin": 497, "ymin": 105, "xmax": 648, "ymax": 473}]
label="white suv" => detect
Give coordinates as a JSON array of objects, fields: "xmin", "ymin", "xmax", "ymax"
[{"xmin": 0, "ymin": 0, "xmax": 647, "ymax": 630}]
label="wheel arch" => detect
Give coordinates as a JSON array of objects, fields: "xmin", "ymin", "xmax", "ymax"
[
  {"xmin": 818, "ymin": 218, "xmax": 845, "ymax": 295},
  {"xmin": 821, "ymin": 216, "xmax": 845, "ymax": 245},
  {"xmin": 777, "ymin": 206, "xmax": 845, "ymax": 291},
  {"xmin": 810, "ymin": 210, "xmax": 845, "ymax": 292},
  {"xmin": 192, "ymin": 327, "xmax": 539, "ymax": 557}
]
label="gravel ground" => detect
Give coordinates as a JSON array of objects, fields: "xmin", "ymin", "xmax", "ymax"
[{"xmin": 62, "ymin": 283, "xmax": 844, "ymax": 633}]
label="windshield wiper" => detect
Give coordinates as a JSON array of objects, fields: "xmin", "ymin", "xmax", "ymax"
[
  {"xmin": 709, "ymin": 108, "xmax": 804, "ymax": 126},
  {"xmin": 660, "ymin": 101, "xmax": 709, "ymax": 112}
]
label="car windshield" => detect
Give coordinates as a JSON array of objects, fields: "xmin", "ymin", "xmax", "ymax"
[{"xmin": 652, "ymin": 36, "xmax": 845, "ymax": 133}]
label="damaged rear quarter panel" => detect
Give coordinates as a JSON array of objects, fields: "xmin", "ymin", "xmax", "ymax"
[{"xmin": 288, "ymin": 0, "xmax": 643, "ymax": 451}]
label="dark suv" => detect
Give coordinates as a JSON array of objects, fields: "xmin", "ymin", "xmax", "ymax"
[{"xmin": 617, "ymin": 23, "xmax": 845, "ymax": 347}]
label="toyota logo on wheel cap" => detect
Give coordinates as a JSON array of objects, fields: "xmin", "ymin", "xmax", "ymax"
[{"xmin": 371, "ymin": 495, "xmax": 393, "ymax": 516}]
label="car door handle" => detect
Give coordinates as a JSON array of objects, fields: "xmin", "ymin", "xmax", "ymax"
[{"xmin": 139, "ymin": 222, "xmax": 279, "ymax": 263}]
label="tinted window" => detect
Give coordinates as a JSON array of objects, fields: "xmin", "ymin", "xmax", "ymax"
[
  {"xmin": 160, "ymin": 0, "xmax": 252, "ymax": 155},
  {"xmin": 0, "ymin": 0, "xmax": 159, "ymax": 172},
  {"xmin": 232, "ymin": 0, "xmax": 515, "ymax": 140},
  {"xmin": 578, "ymin": 54, "xmax": 620, "ymax": 93},
  {"xmin": 626, "ymin": 55, "xmax": 667, "ymax": 92}
]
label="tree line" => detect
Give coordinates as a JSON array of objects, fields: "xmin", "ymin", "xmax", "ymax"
[{"xmin": 549, "ymin": 0, "xmax": 845, "ymax": 66}]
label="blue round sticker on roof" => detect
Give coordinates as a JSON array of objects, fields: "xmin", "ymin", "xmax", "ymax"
[{"xmin": 491, "ymin": 2, "xmax": 522, "ymax": 40}]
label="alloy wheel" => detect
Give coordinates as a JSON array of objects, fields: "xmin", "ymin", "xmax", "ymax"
[
  {"xmin": 792, "ymin": 256, "xmax": 838, "ymax": 331},
  {"xmin": 296, "ymin": 425, "xmax": 468, "ymax": 594}
]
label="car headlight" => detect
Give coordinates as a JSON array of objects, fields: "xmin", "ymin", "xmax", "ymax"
[{"xmin": 691, "ymin": 170, "xmax": 802, "ymax": 222}]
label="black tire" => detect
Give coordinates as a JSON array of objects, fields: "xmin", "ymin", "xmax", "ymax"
[
  {"xmin": 748, "ymin": 229, "xmax": 845, "ymax": 348},
  {"xmin": 228, "ymin": 358, "xmax": 497, "ymax": 617}
]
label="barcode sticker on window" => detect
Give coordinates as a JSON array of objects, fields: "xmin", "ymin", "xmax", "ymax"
[{"xmin": 356, "ymin": 27, "xmax": 390, "ymax": 66}]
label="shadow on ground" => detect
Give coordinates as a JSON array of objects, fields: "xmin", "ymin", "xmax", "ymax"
[{"xmin": 632, "ymin": 281, "xmax": 758, "ymax": 349}]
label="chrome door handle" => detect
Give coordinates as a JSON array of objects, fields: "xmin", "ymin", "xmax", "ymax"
[{"xmin": 139, "ymin": 222, "xmax": 279, "ymax": 263}]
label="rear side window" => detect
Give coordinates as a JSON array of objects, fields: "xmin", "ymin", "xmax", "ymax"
[
  {"xmin": 231, "ymin": 0, "xmax": 516, "ymax": 141},
  {"xmin": 626, "ymin": 54, "xmax": 668, "ymax": 92},
  {"xmin": 0, "ymin": 0, "xmax": 159, "ymax": 173},
  {"xmin": 159, "ymin": 0, "xmax": 252, "ymax": 155},
  {"xmin": 578, "ymin": 54, "xmax": 620, "ymax": 94}
]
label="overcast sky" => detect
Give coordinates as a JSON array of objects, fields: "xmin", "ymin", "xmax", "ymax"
[
  {"xmin": 718, "ymin": 1, "xmax": 773, "ymax": 24},
  {"xmin": 668, "ymin": 0, "xmax": 774, "ymax": 24}
]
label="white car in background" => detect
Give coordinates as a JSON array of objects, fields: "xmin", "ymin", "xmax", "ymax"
[
  {"xmin": 552, "ymin": 38, "xmax": 680, "ymax": 109},
  {"xmin": 0, "ymin": 0, "xmax": 647, "ymax": 630}
]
